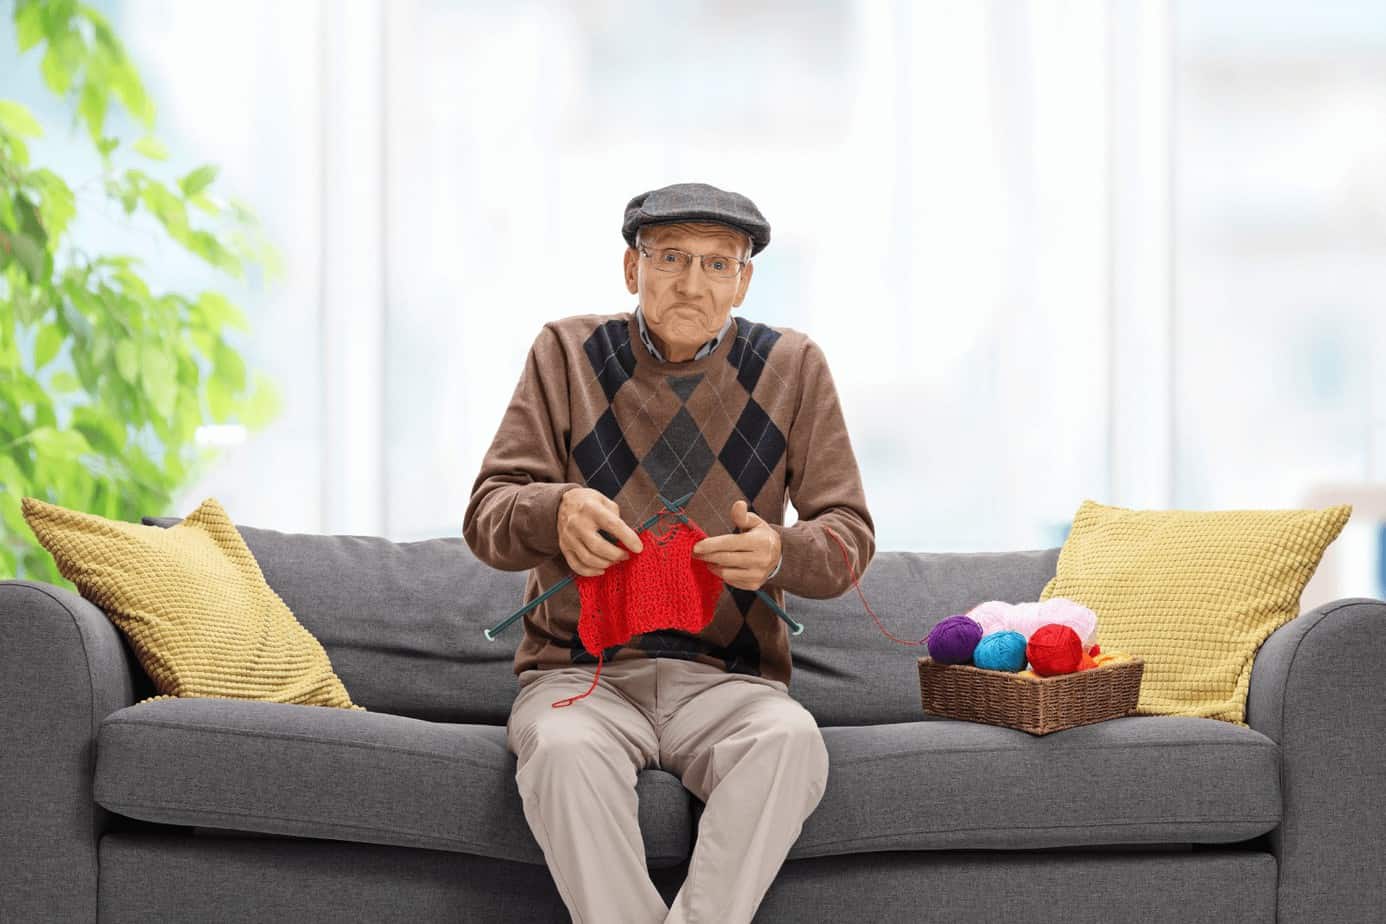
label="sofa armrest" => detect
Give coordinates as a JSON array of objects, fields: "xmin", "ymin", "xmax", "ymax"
[
  {"xmin": 1246, "ymin": 596, "xmax": 1386, "ymax": 924},
  {"xmin": 0, "ymin": 579, "xmax": 145, "ymax": 923}
]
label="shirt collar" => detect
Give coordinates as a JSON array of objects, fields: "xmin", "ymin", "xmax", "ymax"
[{"xmin": 633, "ymin": 304, "xmax": 734, "ymax": 363}]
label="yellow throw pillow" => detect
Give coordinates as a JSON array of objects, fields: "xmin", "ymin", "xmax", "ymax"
[
  {"xmin": 21, "ymin": 495, "xmax": 365, "ymax": 711},
  {"xmin": 1039, "ymin": 499, "xmax": 1351, "ymax": 725}
]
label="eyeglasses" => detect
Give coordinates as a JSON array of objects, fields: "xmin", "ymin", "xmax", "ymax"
[{"xmin": 637, "ymin": 243, "xmax": 746, "ymax": 279}]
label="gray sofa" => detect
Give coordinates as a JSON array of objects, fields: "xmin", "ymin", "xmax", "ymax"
[{"xmin": 2, "ymin": 514, "xmax": 1384, "ymax": 924}]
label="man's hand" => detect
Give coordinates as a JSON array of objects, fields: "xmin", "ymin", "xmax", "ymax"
[
  {"xmin": 557, "ymin": 488, "xmax": 645, "ymax": 577},
  {"xmin": 692, "ymin": 500, "xmax": 782, "ymax": 591}
]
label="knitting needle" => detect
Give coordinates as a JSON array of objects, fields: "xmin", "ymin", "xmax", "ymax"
[
  {"xmin": 483, "ymin": 495, "xmax": 689, "ymax": 641},
  {"xmin": 650, "ymin": 494, "xmax": 804, "ymax": 636},
  {"xmin": 482, "ymin": 490, "xmax": 803, "ymax": 638}
]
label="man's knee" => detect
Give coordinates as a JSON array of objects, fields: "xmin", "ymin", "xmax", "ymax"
[
  {"xmin": 517, "ymin": 714, "xmax": 605, "ymax": 763},
  {"xmin": 514, "ymin": 716, "xmax": 634, "ymax": 789},
  {"xmin": 793, "ymin": 715, "xmax": 829, "ymax": 782},
  {"xmin": 763, "ymin": 703, "xmax": 829, "ymax": 794}
]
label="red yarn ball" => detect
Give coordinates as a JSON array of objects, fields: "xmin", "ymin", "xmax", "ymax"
[{"xmin": 1026, "ymin": 623, "xmax": 1084, "ymax": 676}]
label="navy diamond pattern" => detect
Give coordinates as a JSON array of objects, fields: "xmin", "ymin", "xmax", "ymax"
[
  {"xmin": 573, "ymin": 407, "xmax": 639, "ymax": 499},
  {"xmin": 728, "ymin": 586, "xmax": 759, "ymax": 617},
  {"xmin": 582, "ymin": 319, "xmax": 638, "ymax": 403},
  {"xmin": 717, "ymin": 617, "xmax": 762, "ymax": 675},
  {"xmin": 726, "ymin": 317, "xmax": 782, "ymax": 394},
  {"xmin": 717, "ymin": 397, "xmax": 786, "ymax": 503},
  {"xmin": 641, "ymin": 406, "xmax": 716, "ymax": 503},
  {"xmin": 666, "ymin": 373, "xmax": 703, "ymax": 403}
]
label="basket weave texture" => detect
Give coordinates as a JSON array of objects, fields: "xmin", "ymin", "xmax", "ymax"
[{"xmin": 918, "ymin": 655, "xmax": 1145, "ymax": 735}]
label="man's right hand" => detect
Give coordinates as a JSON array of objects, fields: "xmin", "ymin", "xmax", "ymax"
[{"xmin": 557, "ymin": 487, "xmax": 645, "ymax": 577}]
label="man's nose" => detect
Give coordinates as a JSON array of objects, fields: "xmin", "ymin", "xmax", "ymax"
[{"xmin": 673, "ymin": 258, "xmax": 711, "ymax": 296}]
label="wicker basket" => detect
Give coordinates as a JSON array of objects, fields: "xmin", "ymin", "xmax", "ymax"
[{"xmin": 917, "ymin": 655, "xmax": 1145, "ymax": 735}]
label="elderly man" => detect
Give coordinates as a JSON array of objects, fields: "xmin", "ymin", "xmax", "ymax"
[{"xmin": 463, "ymin": 182, "xmax": 875, "ymax": 923}]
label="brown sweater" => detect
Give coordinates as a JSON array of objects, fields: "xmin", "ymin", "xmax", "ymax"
[{"xmin": 463, "ymin": 308, "xmax": 875, "ymax": 688}]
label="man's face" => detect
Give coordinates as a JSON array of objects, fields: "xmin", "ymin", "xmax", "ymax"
[{"xmin": 623, "ymin": 220, "xmax": 755, "ymax": 361}]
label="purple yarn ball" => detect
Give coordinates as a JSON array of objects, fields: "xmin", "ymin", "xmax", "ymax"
[{"xmin": 926, "ymin": 614, "xmax": 984, "ymax": 664}]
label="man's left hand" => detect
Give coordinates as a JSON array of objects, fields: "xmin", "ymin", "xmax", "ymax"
[{"xmin": 692, "ymin": 500, "xmax": 782, "ymax": 591}]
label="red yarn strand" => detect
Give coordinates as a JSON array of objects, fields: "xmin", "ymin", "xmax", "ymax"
[
  {"xmin": 823, "ymin": 524, "xmax": 921, "ymax": 647},
  {"xmin": 550, "ymin": 650, "xmax": 603, "ymax": 708}
]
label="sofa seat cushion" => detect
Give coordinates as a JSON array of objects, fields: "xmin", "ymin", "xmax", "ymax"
[
  {"xmin": 94, "ymin": 698, "xmax": 694, "ymax": 868},
  {"xmin": 785, "ymin": 715, "xmax": 1280, "ymax": 859}
]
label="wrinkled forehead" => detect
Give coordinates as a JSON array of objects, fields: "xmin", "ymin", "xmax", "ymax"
[{"xmin": 638, "ymin": 220, "xmax": 751, "ymax": 255}]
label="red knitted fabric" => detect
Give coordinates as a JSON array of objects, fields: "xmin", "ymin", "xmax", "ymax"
[{"xmin": 549, "ymin": 517, "xmax": 724, "ymax": 708}]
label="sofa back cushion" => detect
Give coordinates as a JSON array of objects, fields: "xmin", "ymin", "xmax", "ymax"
[
  {"xmin": 786, "ymin": 547, "xmax": 1061, "ymax": 726},
  {"xmin": 142, "ymin": 515, "xmax": 528, "ymax": 724},
  {"xmin": 143, "ymin": 514, "xmax": 1058, "ymax": 726}
]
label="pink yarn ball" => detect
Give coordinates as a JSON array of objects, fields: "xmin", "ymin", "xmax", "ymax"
[
  {"xmin": 1006, "ymin": 601, "xmax": 1050, "ymax": 641},
  {"xmin": 965, "ymin": 600, "xmax": 1014, "ymax": 636},
  {"xmin": 1038, "ymin": 597, "xmax": 1099, "ymax": 648}
]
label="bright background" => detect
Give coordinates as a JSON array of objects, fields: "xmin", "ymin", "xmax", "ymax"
[{"xmin": 5, "ymin": 0, "xmax": 1384, "ymax": 608}]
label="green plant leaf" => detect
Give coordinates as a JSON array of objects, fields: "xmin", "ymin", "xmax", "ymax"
[
  {"xmin": 140, "ymin": 340, "xmax": 177, "ymax": 418},
  {"xmin": 132, "ymin": 135, "xmax": 167, "ymax": 160},
  {"xmin": 140, "ymin": 180, "xmax": 187, "ymax": 238},
  {"xmin": 3, "ymin": 228, "xmax": 48, "ymax": 283},
  {"xmin": 187, "ymin": 192, "xmax": 218, "ymax": 216},
  {"xmin": 56, "ymin": 294, "xmax": 93, "ymax": 346},
  {"xmin": 0, "ymin": 490, "xmax": 28, "ymax": 542},
  {"xmin": 0, "ymin": 455, "xmax": 26, "ymax": 496},
  {"xmin": 194, "ymin": 291, "xmax": 250, "ymax": 332},
  {"xmin": 78, "ymin": 78, "xmax": 107, "ymax": 142},
  {"xmin": 186, "ymin": 229, "xmax": 240, "ymax": 274},
  {"xmin": 206, "ymin": 376, "xmax": 233, "ymax": 423},
  {"xmin": 70, "ymin": 405, "xmax": 127, "ymax": 455},
  {"xmin": 0, "ymin": 100, "xmax": 43, "ymax": 138},
  {"xmin": 15, "ymin": 2, "xmax": 44, "ymax": 52},
  {"xmin": 30, "ymin": 168, "xmax": 75, "ymax": 238},
  {"xmin": 212, "ymin": 339, "xmax": 246, "ymax": 393},
  {"xmin": 113, "ymin": 339, "xmax": 138, "ymax": 384},
  {"xmin": 178, "ymin": 164, "xmax": 218, "ymax": 197},
  {"xmin": 28, "ymin": 425, "xmax": 93, "ymax": 459},
  {"xmin": 33, "ymin": 323, "xmax": 63, "ymax": 370},
  {"xmin": 38, "ymin": 27, "xmax": 81, "ymax": 95},
  {"xmin": 49, "ymin": 370, "xmax": 80, "ymax": 393},
  {"xmin": 241, "ymin": 372, "xmax": 282, "ymax": 429}
]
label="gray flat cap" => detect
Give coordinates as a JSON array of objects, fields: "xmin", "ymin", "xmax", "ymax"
[{"xmin": 622, "ymin": 182, "xmax": 771, "ymax": 257}]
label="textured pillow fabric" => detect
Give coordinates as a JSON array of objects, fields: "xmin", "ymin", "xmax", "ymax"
[
  {"xmin": 1039, "ymin": 499, "xmax": 1351, "ymax": 724},
  {"xmin": 21, "ymin": 495, "xmax": 365, "ymax": 711}
]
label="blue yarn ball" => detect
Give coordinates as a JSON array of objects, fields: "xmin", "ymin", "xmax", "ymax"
[
  {"xmin": 926, "ymin": 614, "xmax": 984, "ymax": 664},
  {"xmin": 973, "ymin": 630, "xmax": 1029, "ymax": 672}
]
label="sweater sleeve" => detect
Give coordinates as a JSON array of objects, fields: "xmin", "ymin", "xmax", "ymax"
[
  {"xmin": 463, "ymin": 324, "xmax": 585, "ymax": 572},
  {"xmin": 766, "ymin": 336, "xmax": 876, "ymax": 598}
]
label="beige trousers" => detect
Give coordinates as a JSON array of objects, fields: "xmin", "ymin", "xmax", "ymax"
[{"xmin": 506, "ymin": 656, "xmax": 830, "ymax": 924}]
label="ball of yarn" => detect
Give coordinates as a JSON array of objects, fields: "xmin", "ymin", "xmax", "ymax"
[
  {"xmin": 1026, "ymin": 623, "xmax": 1084, "ymax": 676},
  {"xmin": 965, "ymin": 600, "xmax": 1013, "ymax": 636},
  {"xmin": 926, "ymin": 614, "xmax": 984, "ymax": 664},
  {"xmin": 1038, "ymin": 596, "xmax": 1099, "ymax": 648},
  {"xmin": 972, "ymin": 630, "xmax": 1028, "ymax": 672},
  {"xmin": 1006, "ymin": 601, "xmax": 1050, "ymax": 641}
]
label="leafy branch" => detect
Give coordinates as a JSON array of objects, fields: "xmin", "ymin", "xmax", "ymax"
[{"xmin": 1, "ymin": 0, "xmax": 282, "ymax": 584}]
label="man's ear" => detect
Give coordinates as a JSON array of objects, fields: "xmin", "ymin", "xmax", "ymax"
[
  {"xmin": 623, "ymin": 247, "xmax": 639, "ymax": 295},
  {"xmin": 732, "ymin": 259, "xmax": 754, "ymax": 307}
]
